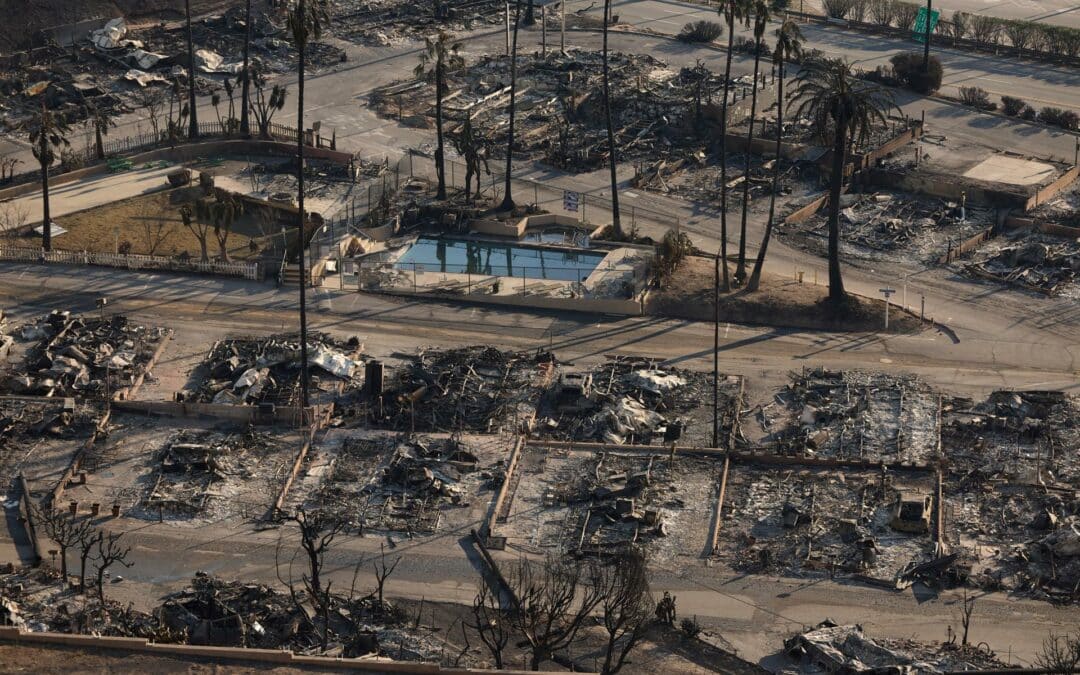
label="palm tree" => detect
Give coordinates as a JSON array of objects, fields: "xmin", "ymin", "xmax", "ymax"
[
  {"xmin": 239, "ymin": 0, "xmax": 253, "ymax": 136},
  {"xmin": 499, "ymin": 0, "xmax": 523, "ymax": 212},
  {"xmin": 287, "ymin": 0, "xmax": 329, "ymax": 410},
  {"xmin": 717, "ymin": 0, "xmax": 751, "ymax": 292},
  {"xmin": 603, "ymin": 0, "xmax": 623, "ymax": 238},
  {"xmin": 184, "ymin": 0, "xmax": 199, "ymax": 139},
  {"xmin": 83, "ymin": 99, "xmax": 116, "ymax": 160},
  {"xmin": 734, "ymin": 0, "xmax": 770, "ymax": 284},
  {"xmin": 29, "ymin": 104, "xmax": 70, "ymax": 252},
  {"xmin": 415, "ymin": 31, "xmax": 463, "ymax": 201},
  {"xmin": 791, "ymin": 58, "xmax": 895, "ymax": 306},
  {"xmin": 748, "ymin": 19, "xmax": 803, "ymax": 292}
]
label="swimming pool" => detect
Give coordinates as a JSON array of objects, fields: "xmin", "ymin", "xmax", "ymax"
[{"xmin": 395, "ymin": 237, "xmax": 606, "ymax": 282}]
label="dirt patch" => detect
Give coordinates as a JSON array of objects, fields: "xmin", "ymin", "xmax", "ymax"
[
  {"xmin": 647, "ymin": 255, "xmax": 923, "ymax": 333},
  {"xmin": 1, "ymin": 188, "xmax": 270, "ymax": 259}
]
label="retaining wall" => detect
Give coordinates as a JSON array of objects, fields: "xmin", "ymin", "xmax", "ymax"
[
  {"xmin": 1025, "ymin": 165, "xmax": 1080, "ymax": 211},
  {"xmin": 938, "ymin": 227, "xmax": 995, "ymax": 264},
  {"xmin": 0, "ymin": 627, "xmax": 539, "ymax": 674},
  {"xmin": 112, "ymin": 399, "xmax": 322, "ymax": 427}
]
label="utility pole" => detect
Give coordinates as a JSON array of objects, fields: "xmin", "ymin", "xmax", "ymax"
[
  {"xmin": 922, "ymin": 0, "xmax": 933, "ymax": 71},
  {"xmin": 561, "ymin": 0, "xmax": 566, "ymax": 54}
]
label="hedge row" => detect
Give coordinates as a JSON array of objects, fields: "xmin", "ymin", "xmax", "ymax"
[{"xmin": 821, "ymin": 0, "xmax": 1080, "ymax": 59}]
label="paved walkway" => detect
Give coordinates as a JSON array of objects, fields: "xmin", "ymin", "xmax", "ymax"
[{"xmin": 3, "ymin": 164, "xmax": 177, "ymax": 229}]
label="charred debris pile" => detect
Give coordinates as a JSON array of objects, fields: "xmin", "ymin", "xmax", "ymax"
[
  {"xmin": 367, "ymin": 346, "xmax": 546, "ymax": 433},
  {"xmin": 313, "ymin": 434, "xmax": 499, "ymax": 534},
  {"xmin": 138, "ymin": 428, "xmax": 278, "ymax": 519},
  {"xmin": 942, "ymin": 390, "xmax": 1080, "ymax": 603},
  {"xmin": 962, "ymin": 231, "xmax": 1080, "ymax": 297},
  {"xmin": 373, "ymin": 50, "xmax": 752, "ymax": 174},
  {"xmin": 537, "ymin": 355, "xmax": 741, "ymax": 447},
  {"xmin": 3, "ymin": 311, "xmax": 166, "ymax": 399},
  {"xmin": 765, "ymin": 368, "xmax": 940, "ymax": 464},
  {"xmin": 158, "ymin": 571, "xmax": 447, "ymax": 660},
  {"xmin": 0, "ymin": 569, "xmax": 443, "ymax": 662},
  {"xmin": 0, "ymin": 397, "xmax": 101, "ymax": 489},
  {"xmin": 779, "ymin": 192, "xmax": 994, "ymax": 264},
  {"xmin": 189, "ymin": 333, "xmax": 363, "ymax": 406},
  {"xmin": 722, "ymin": 466, "xmax": 934, "ymax": 580}
]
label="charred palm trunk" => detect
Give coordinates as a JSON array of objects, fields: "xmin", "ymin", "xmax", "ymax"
[
  {"xmin": 40, "ymin": 150, "xmax": 51, "ymax": 252},
  {"xmin": 185, "ymin": 0, "xmax": 199, "ymax": 138},
  {"xmin": 827, "ymin": 105, "xmax": 848, "ymax": 304},
  {"xmin": 603, "ymin": 0, "xmax": 622, "ymax": 237},
  {"xmin": 735, "ymin": 43, "xmax": 763, "ymax": 283},
  {"xmin": 747, "ymin": 56, "xmax": 784, "ymax": 291},
  {"xmin": 500, "ymin": 0, "xmax": 521, "ymax": 211},
  {"xmin": 435, "ymin": 58, "xmax": 447, "ymax": 200},
  {"xmin": 240, "ymin": 0, "xmax": 253, "ymax": 136},
  {"xmin": 297, "ymin": 0, "xmax": 311, "ymax": 409},
  {"xmin": 718, "ymin": 21, "xmax": 734, "ymax": 292}
]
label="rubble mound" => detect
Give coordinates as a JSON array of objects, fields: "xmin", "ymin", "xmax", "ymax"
[
  {"xmin": 785, "ymin": 622, "xmax": 1010, "ymax": 673},
  {"xmin": 537, "ymin": 355, "xmax": 740, "ymax": 447},
  {"xmin": 191, "ymin": 333, "xmax": 362, "ymax": 406},
  {"xmin": 372, "ymin": 346, "xmax": 544, "ymax": 433},
  {"xmin": 2, "ymin": 311, "xmax": 166, "ymax": 399}
]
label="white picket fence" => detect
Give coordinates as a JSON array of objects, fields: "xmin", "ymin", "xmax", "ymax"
[{"xmin": 0, "ymin": 247, "xmax": 262, "ymax": 281}]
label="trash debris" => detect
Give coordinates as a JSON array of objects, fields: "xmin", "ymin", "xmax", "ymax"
[
  {"xmin": 536, "ymin": 355, "xmax": 741, "ymax": 447},
  {"xmin": 2, "ymin": 312, "xmax": 166, "ymax": 399},
  {"xmin": 188, "ymin": 333, "xmax": 362, "ymax": 407},
  {"xmin": 784, "ymin": 622, "xmax": 1010, "ymax": 673}
]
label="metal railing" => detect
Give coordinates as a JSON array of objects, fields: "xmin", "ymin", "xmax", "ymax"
[
  {"xmin": 341, "ymin": 256, "xmax": 650, "ymax": 295},
  {"xmin": 405, "ymin": 150, "xmax": 684, "ymax": 232}
]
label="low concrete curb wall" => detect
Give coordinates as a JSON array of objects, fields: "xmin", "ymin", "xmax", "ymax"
[
  {"xmin": 0, "ymin": 626, "xmax": 536, "ymax": 673},
  {"xmin": 113, "ymin": 399, "xmax": 322, "ymax": 427},
  {"xmin": 375, "ymin": 287, "xmax": 643, "ymax": 316}
]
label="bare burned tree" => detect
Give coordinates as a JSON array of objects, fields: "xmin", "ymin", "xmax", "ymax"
[
  {"xmin": 0, "ymin": 156, "xmax": 21, "ymax": 183},
  {"xmin": 1035, "ymin": 631, "xmax": 1080, "ymax": 673},
  {"xmin": 35, "ymin": 505, "xmax": 92, "ymax": 586},
  {"xmin": 507, "ymin": 555, "xmax": 604, "ymax": 671},
  {"xmin": 94, "ymin": 531, "xmax": 133, "ymax": 602},
  {"xmin": 372, "ymin": 543, "xmax": 400, "ymax": 606},
  {"xmin": 598, "ymin": 549, "xmax": 654, "ymax": 674},
  {"xmin": 77, "ymin": 529, "xmax": 100, "ymax": 594},
  {"xmin": 248, "ymin": 70, "xmax": 288, "ymax": 140},
  {"xmin": 0, "ymin": 200, "xmax": 29, "ymax": 232},
  {"xmin": 179, "ymin": 205, "xmax": 212, "ymax": 262},
  {"xmin": 137, "ymin": 89, "xmax": 165, "ymax": 141},
  {"xmin": 470, "ymin": 578, "xmax": 513, "ymax": 669},
  {"xmin": 959, "ymin": 589, "xmax": 976, "ymax": 647},
  {"xmin": 289, "ymin": 507, "xmax": 346, "ymax": 602}
]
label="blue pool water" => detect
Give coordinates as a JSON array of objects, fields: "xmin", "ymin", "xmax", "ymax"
[{"xmin": 395, "ymin": 237, "xmax": 605, "ymax": 282}]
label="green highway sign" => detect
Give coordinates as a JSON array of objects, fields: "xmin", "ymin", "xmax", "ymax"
[{"xmin": 913, "ymin": 6, "xmax": 941, "ymax": 42}]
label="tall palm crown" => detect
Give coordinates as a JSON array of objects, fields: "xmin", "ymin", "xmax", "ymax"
[
  {"xmin": 29, "ymin": 105, "xmax": 71, "ymax": 252},
  {"xmin": 774, "ymin": 17, "xmax": 803, "ymax": 65},
  {"xmin": 721, "ymin": 0, "xmax": 753, "ymax": 29},
  {"xmin": 790, "ymin": 58, "xmax": 895, "ymax": 152},
  {"xmin": 791, "ymin": 58, "xmax": 895, "ymax": 304},
  {"xmin": 415, "ymin": 31, "xmax": 464, "ymax": 201}
]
